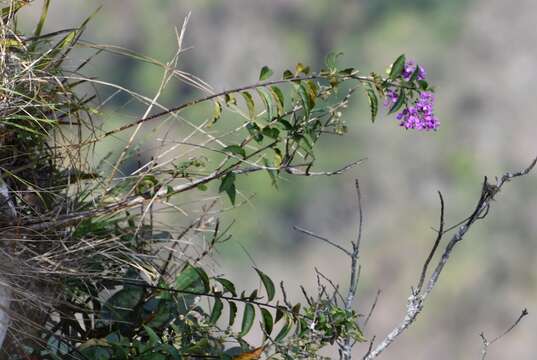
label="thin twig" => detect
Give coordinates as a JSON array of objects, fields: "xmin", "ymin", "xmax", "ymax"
[
  {"xmin": 341, "ymin": 179, "xmax": 365, "ymax": 360},
  {"xmin": 315, "ymin": 267, "xmax": 345, "ymax": 304},
  {"xmin": 416, "ymin": 191, "xmax": 444, "ymax": 293},
  {"xmin": 364, "ymin": 157, "xmax": 537, "ymax": 360},
  {"xmin": 480, "ymin": 308, "xmax": 528, "ymax": 360},
  {"xmin": 363, "ymin": 290, "xmax": 382, "ymax": 329},
  {"xmin": 24, "ymin": 156, "xmax": 362, "ymax": 231},
  {"xmin": 293, "ymin": 225, "xmax": 351, "ymax": 256},
  {"xmin": 81, "ymin": 73, "xmax": 373, "ymax": 146},
  {"xmin": 362, "ymin": 336, "xmax": 376, "ymax": 360}
]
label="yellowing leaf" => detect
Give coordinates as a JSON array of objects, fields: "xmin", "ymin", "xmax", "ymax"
[
  {"xmin": 232, "ymin": 346, "xmax": 265, "ymax": 360},
  {"xmin": 79, "ymin": 338, "xmax": 110, "ymax": 350}
]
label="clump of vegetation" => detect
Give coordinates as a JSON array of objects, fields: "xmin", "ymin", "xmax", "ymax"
[{"xmin": 1, "ymin": 1, "xmax": 532, "ymax": 360}]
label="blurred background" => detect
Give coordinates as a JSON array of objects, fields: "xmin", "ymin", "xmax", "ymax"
[{"xmin": 19, "ymin": 1, "xmax": 537, "ymax": 358}]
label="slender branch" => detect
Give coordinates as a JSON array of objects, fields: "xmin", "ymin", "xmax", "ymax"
[
  {"xmin": 293, "ymin": 225, "xmax": 351, "ymax": 256},
  {"xmin": 480, "ymin": 308, "xmax": 528, "ymax": 360},
  {"xmin": 341, "ymin": 179, "xmax": 365, "ymax": 360},
  {"xmin": 416, "ymin": 191, "xmax": 444, "ymax": 293},
  {"xmin": 80, "ymin": 73, "xmax": 373, "ymax": 146},
  {"xmin": 23, "ymin": 152, "xmax": 362, "ymax": 231},
  {"xmin": 362, "ymin": 336, "xmax": 376, "ymax": 360},
  {"xmin": 315, "ymin": 267, "xmax": 345, "ymax": 304},
  {"xmin": 364, "ymin": 157, "xmax": 537, "ymax": 360},
  {"xmin": 363, "ymin": 289, "xmax": 382, "ymax": 329}
]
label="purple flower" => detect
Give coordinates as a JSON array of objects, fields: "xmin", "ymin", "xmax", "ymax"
[
  {"xmin": 401, "ymin": 60, "xmax": 427, "ymax": 81},
  {"xmin": 398, "ymin": 91, "xmax": 439, "ymax": 131},
  {"xmin": 385, "ymin": 90, "xmax": 439, "ymax": 131},
  {"xmin": 384, "ymin": 88, "xmax": 399, "ymax": 107},
  {"xmin": 383, "ymin": 61, "xmax": 438, "ymax": 131}
]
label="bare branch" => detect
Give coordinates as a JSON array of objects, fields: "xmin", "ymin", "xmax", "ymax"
[
  {"xmin": 354, "ymin": 179, "xmax": 364, "ymax": 254},
  {"xmin": 23, "ymin": 156, "xmax": 364, "ymax": 232},
  {"xmin": 362, "ymin": 336, "xmax": 376, "ymax": 360},
  {"xmin": 341, "ymin": 179, "xmax": 365, "ymax": 360},
  {"xmin": 363, "ymin": 289, "xmax": 382, "ymax": 329},
  {"xmin": 293, "ymin": 225, "xmax": 351, "ymax": 256},
  {"xmin": 315, "ymin": 267, "xmax": 345, "ymax": 305},
  {"xmin": 416, "ymin": 191, "xmax": 444, "ymax": 293},
  {"xmin": 364, "ymin": 157, "xmax": 536, "ymax": 360},
  {"xmin": 480, "ymin": 308, "xmax": 528, "ymax": 360}
]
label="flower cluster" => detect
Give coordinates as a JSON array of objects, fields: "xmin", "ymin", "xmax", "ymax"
[
  {"xmin": 384, "ymin": 60, "xmax": 439, "ymax": 131},
  {"xmin": 396, "ymin": 91, "xmax": 439, "ymax": 130}
]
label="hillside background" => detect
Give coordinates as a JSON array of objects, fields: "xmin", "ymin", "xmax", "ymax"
[{"xmin": 19, "ymin": 1, "xmax": 537, "ymax": 358}]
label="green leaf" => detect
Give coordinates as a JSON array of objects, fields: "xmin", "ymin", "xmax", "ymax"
[
  {"xmin": 410, "ymin": 65, "xmax": 421, "ymax": 82},
  {"xmin": 275, "ymin": 306, "xmax": 285, "ymax": 323},
  {"xmin": 263, "ymin": 159, "xmax": 278, "ymax": 188},
  {"xmin": 225, "ymin": 93, "xmax": 237, "ymax": 106},
  {"xmin": 247, "ymin": 289, "xmax": 258, "ymax": 301},
  {"xmin": 215, "ymin": 277, "xmax": 238, "ymax": 297},
  {"xmin": 325, "ymin": 52, "xmax": 343, "ymax": 71},
  {"xmin": 298, "ymin": 134, "xmax": 314, "ymax": 157},
  {"xmin": 259, "ymin": 66, "xmax": 274, "ymax": 81},
  {"xmin": 295, "ymin": 62, "xmax": 310, "ymax": 75},
  {"xmin": 241, "ymin": 91, "xmax": 256, "ymax": 120},
  {"xmin": 305, "ymin": 80, "xmax": 318, "ymax": 101},
  {"xmin": 296, "ymin": 83, "xmax": 313, "ymax": 117},
  {"xmin": 34, "ymin": 0, "xmax": 50, "ymax": 38},
  {"xmin": 43, "ymin": 6, "xmax": 100, "ymax": 69},
  {"xmin": 166, "ymin": 185, "xmax": 174, "ymax": 199},
  {"xmin": 269, "ymin": 86, "xmax": 285, "ymax": 116},
  {"xmin": 388, "ymin": 90, "xmax": 405, "ymax": 114},
  {"xmin": 161, "ymin": 344, "xmax": 182, "ymax": 360},
  {"xmin": 260, "ymin": 308, "xmax": 274, "ymax": 335},
  {"xmin": 142, "ymin": 325, "xmax": 161, "ymax": 346},
  {"xmin": 176, "ymin": 264, "xmax": 203, "ymax": 291},
  {"xmin": 240, "ymin": 303, "xmax": 255, "ymax": 337},
  {"xmin": 135, "ymin": 175, "xmax": 159, "ymax": 197},
  {"xmin": 246, "ymin": 122, "xmax": 264, "ymax": 143},
  {"xmin": 254, "ymin": 268, "xmax": 276, "ymax": 301},
  {"xmin": 339, "ymin": 67, "xmax": 355, "ymax": 76},
  {"xmin": 273, "ymin": 148, "xmax": 283, "ymax": 167},
  {"xmin": 365, "ymin": 84, "xmax": 378, "ymax": 123},
  {"xmin": 1, "ymin": 2, "xmax": 26, "ymax": 20},
  {"xmin": 192, "ymin": 266, "xmax": 211, "ymax": 292},
  {"xmin": 209, "ymin": 297, "xmax": 224, "ymax": 324},
  {"xmin": 291, "ymin": 303, "xmax": 301, "ymax": 317},
  {"xmin": 143, "ymin": 299, "xmax": 175, "ymax": 328},
  {"xmin": 219, "ymin": 172, "xmax": 236, "ymax": 193},
  {"xmin": 262, "ymin": 127, "xmax": 279, "ymax": 139},
  {"xmin": 417, "ymin": 80, "xmax": 429, "ymax": 90},
  {"xmin": 219, "ymin": 172, "xmax": 237, "ymax": 205},
  {"xmin": 257, "ymin": 87, "xmax": 276, "ymax": 121},
  {"xmin": 283, "ymin": 70, "xmax": 294, "ymax": 80},
  {"xmin": 2, "ymin": 120, "xmax": 42, "ymax": 135},
  {"xmin": 275, "ymin": 118, "xmax": 294, "ymax": 131},
  {"xmin": 222, "ymin": 145, "xmax": 246, "ymax": 158},
  {"xmin": 389, "ymin": 54, "xmax": 406, "ymax": 80},
  {"xmin": 274, "ymin": 315, "xmax": 293, "ymax": 342},
  {"xmin": 79, "ymin": 346, "xmax": 112, "ymax": 360},
  {"xmin": 102, "ymin": 286, "xmax": 144, "ymax": 322},
  {"xmin": 297, "ymin": 318, "xmax": 309, "ymax": 337},
  {"xmin": 139, "ymin": 352, "xmax": 166, "ymax": 360},
  {"xmin": 228, "ymin": 301, "xmax": 238, "ymax": 327},
  {"xmin": 208, "ymin": 100, "xmax": 222, "ymax": 127}
]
